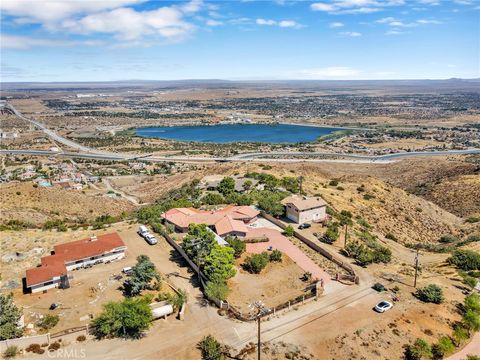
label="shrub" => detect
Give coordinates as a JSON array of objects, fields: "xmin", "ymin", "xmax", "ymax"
[
  {"xmin": 363, "ymin": 193, "xmax": 375, "ymax": 200},
  {"xmin": 3, "ymin": 346, "xmax": 17, "ymax": 358},
  {"xmin": 269, "ymin": 249, "xmax": 282, "ymax": 262},
  {"xmin": 432, "ymin": 336, "xmax": 455, "ymax": 359},
  {"xmin": 197, "ymin": 335, "xmax": 223, "ymax": 360},
  {"xmin": 202, "ymin": 193, "xmax": 225, "ymax": 205},
  {"xmin": 25, "ymin": 344, "xmax": 44, "ymax": 354},
  {"xmin": 48, "ymin": 342, "xmax": 61, "ymax": 351},
  {"xmin": 283, "ymin": 225, "xmax": 295, "ymax": 237},
  {"xmin": 448, "ymin": 250, "xmax": 480, "ymax": 271},
  {"xmin": 37, "ymin": 314, "xmax": 59, "ymax": 330},
  {"xmin": 329, "ymin": 180, "xmax": 339, "ymax": 186},
  {"xmin": 385, "ymin": 233, "xmax": 397, "ymax": 241},
  {"xmin": 322, "ymin": 223, "xmax": 339, "ymax": 244},
  {"xmin": 439, "ymin": 234, "xmax": 458, "ymax": 244},
  {"xmin": 466, "ymin": 216, "xmax": 480, "ymax": 224},
  {"xmin": 204, "ymin": 279, "xmax": 230, "ymax": 301},
  {"xmin": 242, "ymin": 252, "xmax": 270, "ymax": 274},
  {"xmin": 405, "ymin": 338, "xmax": 432, "ymax": 360},
  {"xmin": 452, "ymin": 325, "xmax": 469, "ymax": 346},
  {"xmin": 415, "ymin": 284, "xmax": 444, "ymax": 304},
  {"xmin": 76, "ymin": 335, "xmax": 86, "ymax": 342},
  {"xmin": 463, "ymin": 310, "xmax": 480, "ymax": 331},
  {"xmin": 464, "ymin": 293, "xmax": 480, "ymax": 313},
  {"xmin": 225, "ymin": 237, "xmax": 246, "ymax": 258},
  {"xmin": 466, "ymin": 355, "xmax": 480, "ymax": 360}
]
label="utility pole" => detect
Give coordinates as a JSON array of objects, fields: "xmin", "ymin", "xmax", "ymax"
[
  {"xmin": 344, "ymin": 223, "xmax": 348, "ymax": 248},
  {"xmin": 249, "ymin": 301, "xmax": 269, "ymax": 360},
  {"xmin": 414, "ymin": 248, "xmax": 420, "ymax": 288}
]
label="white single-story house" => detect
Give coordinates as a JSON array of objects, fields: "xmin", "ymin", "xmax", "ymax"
[{"xmin": 281, "ymin": 195, "xmax": 328, "ymax": 224}]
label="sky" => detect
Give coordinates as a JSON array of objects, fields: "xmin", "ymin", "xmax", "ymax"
[{"xmin": 1, "ymin": 0, "xmax": 479, "ymax": 82}]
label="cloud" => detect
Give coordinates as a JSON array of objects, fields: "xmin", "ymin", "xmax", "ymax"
[
  {"xmin": 256, "ymin": 18, "xmax": 277, "ymax": 26},
  {"xmin": 1, "ymin": 0, "xmax": 203, "ymax": 43},
  {"xmin": 385, "ymin": 29, "xmax": 404, "ymax": 35},
  {"xmin": 206, "ymin": 19, "xmax": 223, "ymax": 26},
  {"xmin": 256, "ymin": 18, "xmax": 302, "ymax": 28},
  {"xmin": 0, "ymin": 34, "xmax": 102, "ymax": 49},
  {"xmin": 340, "ymin": 31, "xmax": 362, "ymax": 37},
  {"xmin": 417, "ymin": 19, "xmax": 442, "ymax": 24},
  {"xmin": 310, "ymin": 0, "xmax": 405, "ymax": 14},
  {"xmin": 298, "ymin": 66, "xmax": 360, "ymax": 78},
  {"xmin": 0, "ymin": 0, "xmax": 145, "ymax": 26},
  {"xmin": 60, "ymin": 4, "xmax": 202, "ymax": 42},
  {"xmin": 329, "ymin": 22, "xmax": 344, "ymax": 28}
]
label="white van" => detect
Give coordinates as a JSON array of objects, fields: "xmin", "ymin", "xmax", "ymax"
[{"xmin": 138, "ymin": 225, "xmax": 149, "ymax": 237}]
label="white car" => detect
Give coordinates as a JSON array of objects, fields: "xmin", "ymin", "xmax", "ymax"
[
  {"xmin": 374, "ymin": 300, "xmax": 393, "ymax": 313},
  {"xmin": 144, "ymin": 234, "xmax": 157, "ymax": 245}
]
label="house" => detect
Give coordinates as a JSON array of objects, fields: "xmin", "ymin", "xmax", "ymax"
[
  {"xmin": 161, "ymin": 205, "xmax": 259, "ymax": 238},
  {"xmin": 281, "ymin": 195, "xmax": 327, "ymax": 224},
  {"xmin": 25, "ymin": 233, "xmax": 126, "ymax": 293}
]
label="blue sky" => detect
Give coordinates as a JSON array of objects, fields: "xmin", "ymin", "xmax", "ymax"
[{"xmin": 1, "ymin": 0, "xmax": 479, "ymax": 81}]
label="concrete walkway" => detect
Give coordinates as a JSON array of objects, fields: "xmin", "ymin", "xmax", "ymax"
[{"xmin": 246, "ymin": 228, "xmax": 332, "ymax": 285}]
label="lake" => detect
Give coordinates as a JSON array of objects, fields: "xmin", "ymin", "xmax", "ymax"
[{"xmin": 135, "ymin": 124, "xmax": 344, "ymax": 144}]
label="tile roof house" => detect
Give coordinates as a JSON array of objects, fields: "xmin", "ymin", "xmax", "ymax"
[
  {"xmin": 25, "ymin": 233, "xmax": 126, "ymax": 293},
  {"xmin": 161, "ymin": 206, "xmax": 259, "ymax": 238},
  {"xmin": 281, "ymin": 195, "xmax": 328, "ymax": 224}
]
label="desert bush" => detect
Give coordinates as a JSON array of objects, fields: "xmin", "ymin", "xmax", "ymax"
[
  {"xmin": 462, "ymin": 310, "xmax": 480, "ymax": 331},
  {"xmin": 283, "ymin": 225, "xmax": 295, "ymax": 237},
  {"xmin": 269, "ymin": 249, "xmax": 282, "ymax": 262},
  {"xmin": 3, "ymin": 346, "xmax": 17, "ymax": 358},
  {"xmin": 329, "ymin": 180, "xmax": 338, "ymax": 186},
  {"xmin": 37, "ymin": 314, "xmax": 59, "ymax": 330},
  {"xmin": 197, "ymin": 334, "xmax": 224, "ymax": 360},
  {"xmin": 415, "ymin": 284, "xmax": 444, "ymax": 304},
  {"xmin": 439, "ymin": 234, "xmax": 458, "ymax": 243},
  {"xmin": 452, "ymin": 325, "xmax": 469, "ymax": 346},
  {"xmin": 242, "ymin": 252, "xmax": 270, "ymax": 274},
  {"xmin": 76, "ymin": 335, "xmax": 86, "ymax": 342},
  {"xmin": 48, "ymin": 342, "xmax": 61, "ymax": 351},
  {"xmin": 404, "ymin": 338, "xmax": 432, "ymax": 360},
  {"xmin": 448, "ymin": 250, "xmax": 480, "ymax": 271},
  {"xmin": 432, "ymin": 336, "xmax": 455, "ymax": 359}
]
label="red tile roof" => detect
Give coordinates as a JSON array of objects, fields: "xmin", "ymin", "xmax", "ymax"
[{"xmin": 26, "ymin": 233, "xmax": 126, "ymax": 287}]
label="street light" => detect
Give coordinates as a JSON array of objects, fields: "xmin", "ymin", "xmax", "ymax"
[{"xmin": 249, "ymin": 300, "xmax": 270, "ymax": 360}]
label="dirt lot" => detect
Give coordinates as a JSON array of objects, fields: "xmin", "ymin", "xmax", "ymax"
[
  {"xmin": 1, "ymin": 223, "xmax": 189, "ymax": 335},
  {"xmin": 0, "ymin": 182, "xmax": 135, "ymax": 224},
  {"xmin": 227, "ymin": 253, "xmax": 308, "ymax": 313}
]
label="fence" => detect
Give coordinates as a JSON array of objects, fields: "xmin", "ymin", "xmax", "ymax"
[
  {"xmin": 261, "ymin": 212, "xmax": 358, "ymax": 284},
  {"xmin": 161, "ymin": 231, "xmax": 321, "ymax": 322},
  {"xmin": 0, "ymin": 334, "xmax": 50, "ymax": 352}
]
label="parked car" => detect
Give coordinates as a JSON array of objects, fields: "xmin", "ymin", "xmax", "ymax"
[
  {"xmin": 138, "ymin": 225, "xmax": 149, "ymax": 237},
  {"xmin": 49, "ymin": 303, "xmax": 60, "ymax": 310},
  {"xmin": 145, "ymin": 234, "xmax": 157, "ymax": 245},
  {"xmin": 298, "ymin": 223, "xmax": 311, "ymax": 230},
  {"xmin": 374, "ymin": 300, "xmax": 393, "ymax": 313}
]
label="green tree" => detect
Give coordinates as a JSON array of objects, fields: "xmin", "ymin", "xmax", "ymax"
[
  {"xmin": 257, "ymin": 191, "xmax": 285, "ymax": 216},
  {"xmin": 226, "ymin": 236, "xmax": 246, "ymax": 258},
  {"xmin": 197, "ymin": 334, "xmax": 224, "ymax": 360},
  {"xmin": 242, "ymin": 252, "xmax": 270, "ymax": 274},
  {"xmin": 92, "ymin": 297, "xmax": 153, "ymax": 339},
  {"xmin": 322, "ymin": 223, "xmax": 339, "ymax": 244},
  {"xmin": 36, "ymin": 314, "xmax": 59, "ymax": 330},
  {"xmin": 242, "ymin": 180, "xmax": 253, "ymax": 192},
  {"xmin": 217, "ymin": 177, "xmax": 235, "ymax": 196},
  {"xmin": 283, "ymin": 225, "xmax": 295, "ymax": 237},
  {"xmin": 0, "ymin": 293, "xmax": 23, "ymax": 341},
  {"xmin": 202, "ymin": 193, "xmax": 225, "ymax": 205},
  {"xmin": 203, "ymin": 245, "xmax": 236, "ymax": 282},
  {"xmin": 181, "ymin": 224, "xmax": 216, "ymax": 261},
  {"xmin": 404, "ymin": 338, "xmax": 432, "ymax": 360},
  {"xmin": 123, "ymin": 255, "xmax": 161, "ymax": 297},
  {"xmin": 204, "ymin": 279, "xmax": 230, "ymax": 301},
  {"xmin": 415, "ymin": 284, "xmax": 444, "ymax": 304}
]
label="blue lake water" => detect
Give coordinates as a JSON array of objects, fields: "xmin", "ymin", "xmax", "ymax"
[{"xmin": 135, "ymin": 124, "xmax": 344, "ymax": 143}]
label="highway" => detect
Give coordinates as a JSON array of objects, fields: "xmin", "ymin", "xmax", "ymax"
[{"xmin": 3, "ymin": 104, "xmax": 480, "ymax": 165}]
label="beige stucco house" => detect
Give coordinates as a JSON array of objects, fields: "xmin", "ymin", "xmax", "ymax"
[{"xmin": 281, "ymin": 195, "xmax": 327, "ymax": 224}]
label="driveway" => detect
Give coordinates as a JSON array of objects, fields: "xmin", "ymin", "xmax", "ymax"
[{"xmin": 245, "ymin": 228, "xmax": 331, "ymax": 285}]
